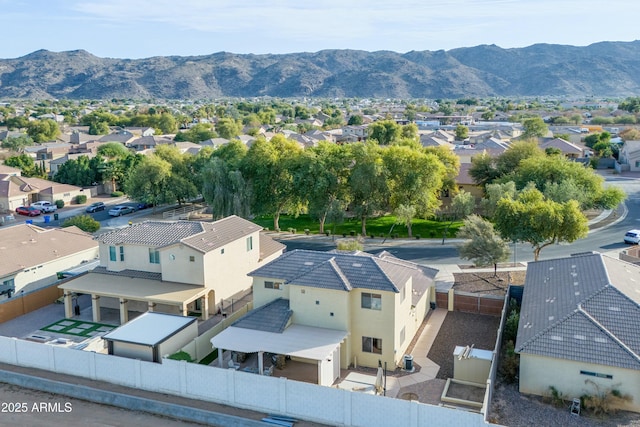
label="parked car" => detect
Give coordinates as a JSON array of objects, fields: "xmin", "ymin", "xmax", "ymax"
[
  {"xmin": 108, "ymin": 206, "xmax": 134, "ymax": 217},
  {"xmin": 86, "ymin": 202, "xmax": 106, "ymax": 213},
  {"xmin": 30, "ymin": 201, "xmax": 57, "ymax": 213},
  {"xmin": 16, "ymin": 206, "xmax": 42, "ymax": 217},
  {"xmin": 624, "ymin": 229, "xmax": 640, "ymax": 244},
  {"xmin": 135, "ymin": 202, "xmax": 153, "ymax": 210}
]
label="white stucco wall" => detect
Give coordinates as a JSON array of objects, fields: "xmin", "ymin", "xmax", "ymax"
[
  {"xmin": 289, "ymin": 285, "xmax": 350, "ymax": 331},
  {"xmin": 519, "ymin": 353, "xmax": 640, "ymax": 413},
  {"xmin": 111, "ymin": 341, "xmax": 153, "ymax": 362},
  {"xmin": 157, "ymin": 321, "xmax": 198, "ymax": 361},
  {"xmin": 159, "ymin": 245, "xmax": 204, "ymax": 285}
]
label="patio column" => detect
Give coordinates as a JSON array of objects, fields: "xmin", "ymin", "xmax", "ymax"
[
  {"xmin": 181, "ymin": 303, "xmax": 188, "ymax": 316},
  {"xmin": 63, "ymin": 292, "xmax": 73, "ymax": 318},
  {"xmin": 119, "ymin": 298, "xmax": 128, "ymax": 324},
  {"xmin": 218, "ymin": 349, "xmax": 225, "ymax": 368},
  {"xmin": 148, "ymin": 301, "xmax": 156, "ymax": 312},
  {"xmin": 91, "ymin": 295, "xmax": 101, "ymax": 322},
  {"xmin": 258, "ymin": 351, "xmax": 264, "ymax": 375},
  {"xmin": 202, "ymin": 294, "xmax": 209, "ymax": 321}
]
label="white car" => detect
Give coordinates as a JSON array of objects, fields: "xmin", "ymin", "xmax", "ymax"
[
  {"xmin": 30, "ymin": 201, "xmax": 57, "ymax": 213},
  {"xmin": 624, "ymin": 230, "xmax": 640, "ymax": 244},
  {"xmin": 108, "ymin": 206, "xmax": 134, "ymax": 217}
]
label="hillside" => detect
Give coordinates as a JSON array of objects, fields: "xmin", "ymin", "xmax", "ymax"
[{"xmin": 1, "ymin": 41, "xmax": 640, "ymax": 99}]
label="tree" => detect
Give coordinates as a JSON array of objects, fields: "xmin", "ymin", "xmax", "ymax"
[
  {"xmin": 394, "ymin": 204, "xmax": 417, "ymax": 238},
  {"xmin": 494, "ymin": 187, "xmax": 588, "ymax": 261},
  {"xmin": 481, "ymin": 181, "xmax": 517, "ymax": 218},
  {"xmin": 27, "ymin": 119, "xmax": 60, "ymax": 143},
  {"xmin": 88, "ymin": 121, "xmax": 110, "ymax": 135},
  {"xmin": 368, "ymin": 120, "xmax": 401, "ymax": 145},
  {"xmin": 400, "ymin": 123, "xmax": 419, "ymax": 141},
  {"xmin": 5, "ymin": 116, "xmax": 29, "ymax": 130},
  {"xmin": 348, "ymin": 142, "xmax": 388, "ymax": 236},
  {"xmin": 441, "ymin": 190, "xmax": 475, "ymax": 243},
  {"xmin": 423, "ymin": 145, "xmax": 461, "ymax": 195},
  {"xmin": 1, "ymin": 135, "xmax": 33, "ymax": 152},
  {"xmin": 153, "ymin": 145, "xmax": 199, "ymax": 205},
  {"xmin": 53, "ymin": 155, "xmax": 100, "ymax": 186},
  {"xmin": 294, "ymin": 142, "xmax": 352, "ymax": 234},
  {"xmin": 215, "ymin": 117, "xmax": 242, "ymax": 140},
  {"xmin": 241, "ymin": 135, "xmax": 303, "ymax": 231},
  {"xmin": 62, "ymin": 215, "xmax": 100, "ymax": 233},
  {"xmin": 469, "ymin": 153, "xmax": 500, "ymax": 187},
  {"xmin": 521, "ymin": 117, "xmax": 548, "ymax": 138},
  {"xmin": 97, "ymin": 142, "xmax": 130, "ymax": 159},
  {"xmin": 201, "ymin": 157, "xmax": 251, "ymax": 219},
  {"xmin": 124, "ymin": 156, "xmax": 174, "ymax": 206},
  {"xmin": 458, "ymin": 215, "xmax": 510, "ymax": 276},
  {"xmin": 495, "ymin": 140, "xmax": 544, "ymax": 176},
  {"xmin": 507, "ymin": 155, "xmax": 626, "ymax": 209},
  {"xmin": 455, "ymin": 124, "xmax": 469, "ymax": 141},
  {"xmin": 174, "ymin": 123, "xmax": 216, "ymax": 142},
  {"xmin": 348, "ymin": 115, "xmax": 364, "ymax": 125}
]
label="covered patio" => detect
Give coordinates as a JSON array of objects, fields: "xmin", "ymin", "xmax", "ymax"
[
  {"xmin": 58, "ymin": 272, "xmax": 210, "ymax": 325},
  {"xmin": 211, "ymin": 324, "xmax": 347, "ymax": 386}
]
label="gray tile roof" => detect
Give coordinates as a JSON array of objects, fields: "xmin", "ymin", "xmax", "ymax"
[
  {"xmin": 232, "ymin": 298, "xmax": 292, "ymax": 333},
  {"xmin": 92, "ymin": 266, "xmax": 163, "ymax": 281},
  {"xmin": 96, "ymin": 216, "xmax": 261, "ymax": 253},
  {"xmin": 249, "ymin": 249, "xmax": 437, "ymax": 294},
  {"xmin": 516, "ymin": 253, "xmax": 640, "ymax": 370}
]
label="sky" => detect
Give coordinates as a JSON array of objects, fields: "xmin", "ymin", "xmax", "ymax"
[{"xmin": 2, "ymin": 0, "xmax": 640, "ymax": 59}]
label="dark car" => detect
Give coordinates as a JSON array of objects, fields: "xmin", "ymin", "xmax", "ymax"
[
  {"xmin": 16, "ymin": 206, "xmax": 42, "ymax": 217},
  {"xmin": 135, "ymin": 202, "xmax": 153, "ymax": 210},
  {"xmin": 86, "ymin": 202, "xmax": 106, "ymax": 213}
]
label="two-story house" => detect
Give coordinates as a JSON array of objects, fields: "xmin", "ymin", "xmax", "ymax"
[
  {"xmin": 59, "ymin": 216, "xmax": 285, "ymax": 325},
  {"xmin": 211, "ymin": 249, "xmax": 437, "ymax": 385}
]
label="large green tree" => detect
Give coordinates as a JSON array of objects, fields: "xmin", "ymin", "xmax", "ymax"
[
  {"xmin": 368, "ymin": 120, "xmax": 401, "ymax": 145},
  {"xmin": 27, "ymin": 119, "xmax": 60, "ymax": 143},
  {"xmin": 215, "ymin": 117, "xmax": 242, "ymax": 140},
  {"xmin": 124, "ymin": 156, "xmax": 174, "ymax": 206},
  {"xmin": 458, "ymin": 215, "xmax": 510, "ymax": 276},
  {"xmin": 1, "ymin": 135, "xmax": 33, "ymax": 152},
  {"xmin": 241, "ymin": 135, "xmax": 303, "ymax": 231},
  {"xmin": 521, "ymin": 117, "xmax": 548, "ymax": 138},
  {"xmin": 494, "ymin": 187, "xmax": 588, "ymax": 261},
  {"xmin": 348, "ymin": 142, "xmax": 388, "ymax": 236}
]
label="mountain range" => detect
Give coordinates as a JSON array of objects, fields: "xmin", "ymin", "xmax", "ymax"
[{"xmin": 1, "ymin": 41, "xmax": 640, "ymax": 99}]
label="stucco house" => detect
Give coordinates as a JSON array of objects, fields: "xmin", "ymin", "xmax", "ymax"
[
  {"xmin": 618, "ymin": 140, "xmax": 640, "ymax": 172},
  {"xmin": 516, "ymin": 252, "xmax": 640, "ymax": 413},
  {"xmin": 0, "ymin": 224, "xmax": 98, "ymax": 300},
  {"xmin": 211, "ymin": 249, "xmax": 437, "ymax": 385},
  {"xmin": 539, "ymin": 137, "xmax": 584, "ymax": 158},
  {"xmin": 0, "ymin": 174, "xmax": 85, "ymax": 211},
  {"xmin": 59, "ymin": 216, "xmax": 285, "ymax": 325}
]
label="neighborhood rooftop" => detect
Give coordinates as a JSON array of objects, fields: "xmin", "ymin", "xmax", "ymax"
[
  {"xmin": 96, "ymin": 215, "xmax": 262, "ymax": 251},
  {"xmin": 249, "ymin": 249, "xmax": 437, "ymax": 297},
  {"xmin": 516, "ymin": 252, "xmax": 640, "ymax": 370}
]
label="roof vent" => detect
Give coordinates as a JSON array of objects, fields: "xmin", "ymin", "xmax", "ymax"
[
  {"xmin": 608, "ymin": 306, "xmax": 621, "ymax": 312},
  {"xmin": 548, "ymin": 316, "xmax": 554, "ymax": 321},
  {"xmin": 574, "ymin": 334, "xmax": 586, "ymax": 340},
  {"xmin": 549, "ymin": 267, "xmax": 554, "ymax": 271},
  {"xmin": 303, "ymin": 261, "xmax": 314, "ymax": 266},
  {"xmin": 574, "ymin": 291, "xmax": 580, "ymax": 296},
  {"xmin": 573, "ymin": 282, "xmax": 579, "ymax": 286},
  {"xmin": 352, "ymin": 263, "xmax": 362, "ymax": 267},
  {"xmin": 550, "ymin": 335, "xmax": 563, "ymax": 341},
  {"xmin": 594, "ymin": 337, "xmax": 607, "ymax": 343}
]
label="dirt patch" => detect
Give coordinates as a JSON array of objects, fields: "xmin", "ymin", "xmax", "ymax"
[
  {"xmin": 427, "ymin": 311, "xmax": 501, "ymax": 380},
  {"xmin": 446, "ymin": 381, "xmax": 486, "ymax": 403},
  {"xmin": 453, "ymin": 270, "xmax": 526, "ymax": 296}
]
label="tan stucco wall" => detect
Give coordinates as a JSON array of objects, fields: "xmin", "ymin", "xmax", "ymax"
[
  {"xmin": 252, "ymin": 277, "xmax": 290, "ymax": 309},
  {"xmin": 159, "ymin": 245, "xmax": 204, "ymax": 285},
  {"xmin": 350, "ymin": 289, "xmax": 396, "ymax": 368},
  {"xmin": 12, "ymin": 248, "xmax": 98, "ymax": 295},
  {"xmin": 289, "ymin": 285, "xmax": 350, "ymax": 331},
  {"xmin": 520, "ymin": 353, "xmax": 640, "ymax": 413}
]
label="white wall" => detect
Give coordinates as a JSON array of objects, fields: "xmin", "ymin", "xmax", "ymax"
[
  {"xmin": 520, "ymin": 353, "xmax": 640, "ymax": 413},
  {"xmin": 157, "ymin": 322, "xmax": 198, "ymax": 360},
  {"xmin": 0, "ymin": 336, "xmax": 487, "ymax": 427},
  {"xmin": 112, "ymin": 341, "xmax": 153, "ymax": 362}
]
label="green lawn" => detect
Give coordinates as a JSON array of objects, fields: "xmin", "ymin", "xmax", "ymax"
[
  {"xmin": 41, "ymin": 319, "xmax": 116, "ymax": 338},
  {"xmin": 253, "ymin": 214, "xmax": 462, "ymax": 239}
]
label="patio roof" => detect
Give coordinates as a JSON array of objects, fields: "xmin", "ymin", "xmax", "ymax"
[
  {"xmin": 211, "ymin": 324, "xmax": 348, "ymax": 361},
  {"xmin": 58, "ymin": 272, "xmax": 208, "ymax": 306}
]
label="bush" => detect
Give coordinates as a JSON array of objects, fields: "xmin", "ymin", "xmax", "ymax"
[
  {"xmin": 75, "ymin": 194, "xmax": 87, "ymax": 204},
  {"xmin": 349, "ymin": 230, "xmax": 356, "ymax": 236},
  {"xmin": 111, "ymin": 191, "xmax": 124, "ymax": 197},
  {"xmin": 415, "ymin": 234, "xmax": 421, "ymax": 240},
  {"xmin": 500, "ymin": 340, "xmax": 519, "ymax": 383},
  {"xmin": 54, "ymin": 200, "xmax": 64, "ymax": 209},
  {"xmin": 546, "ymin": 386, "xmax": 568, "ymax": 408},
  {"xmin": 61, "ymin": 214, "xmax": 100, "ymax": 233}
]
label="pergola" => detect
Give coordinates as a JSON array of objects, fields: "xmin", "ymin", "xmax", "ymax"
[{"xmin": 58, "ymin": 273, "xmax": 210, "ymax": 324}]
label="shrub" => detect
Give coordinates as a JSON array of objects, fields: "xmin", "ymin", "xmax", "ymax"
[
  {"xmin": 325, "ymin": 231, "xmax": 330, "ymax": 236},
  {"xmin": 54, "ymin": 200, "xmax": 64, "ymax": 209},
  {"xmin": 61, "ymin": 214, "xmax": 100, "ymax": 233},
  {"xmin": 75, "ymin": 194, "xmax": 87, "ymax": 204},
  {"xmin": 546, "ymin": 386, "xmax": 568, "ymax": 408},
  {"xmin": 167, "ymin": 351, "xmax": 194, "ymax": 363},
  {"xmin": 581, "ymin": 380, "xmax": 632, "ymax": 416},
  {"xmin": 415, "ymin": 234, "xmax": 421, "ymax": 240},
  {"xmin": 349, "ymin": 230, "xmax": 356, "ymax": 236},
  {"xmin": 111, "ymin": 191, "xmax": 124, "ymax": 197},
  {"xmin": 500, "ymin": 340, "xmax": 519, "ymax": 383},
  {"xmin": 304, "ymin": 229, "xmax": 310, "ymax": 235},
  {"xmin": 336, "ymin": 237, "xmax": 364, "ymax": 251}
]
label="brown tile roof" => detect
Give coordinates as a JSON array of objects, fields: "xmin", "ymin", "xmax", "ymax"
[
  {"xmin": 0, "ymin": 224, "xmax": 98, "ymax": 277},
  {"xmin": 259, "ymin": 233, "xmax": 286, "ymax": 261}
]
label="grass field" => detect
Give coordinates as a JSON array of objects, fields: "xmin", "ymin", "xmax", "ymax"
[{"xmin": 253, "ymin": 214, "xmax": 463, "ymax": 239}]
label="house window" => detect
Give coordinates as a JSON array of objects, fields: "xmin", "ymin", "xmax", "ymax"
[
  {"xmin": 264, "ymin": 281, "xmax": 282, "ymax": 290},
  {"xmin": 635, "ymin": 161, "xmax": 640, "ymax": 168},
  {"xmin": 109, "ymin": 246, "xmax": 116, "ymax": 262},
  {"xmin": 189, "ymin": 256, "xmax": 195, "ymax": 262},
  {"xmin": 220, "ymin": 248, "xmax": 224, "ymax": 255},
  {"xmin": 400, "ymin": 326, "xmax": 406, "ymax": 345},
  {"xmin": 361, "ymin": 292, "xmax": 382, "ymax": 310},
  {"xmin": 1, "ymin": 278, "xmax": 15, "ymax": 297},
  {"xmin": 148, "ymin": 249, "xmax": 160, "ymax": 264},
  {"xmin": 246, "ymin": 236, "xmax": 253, "ymax": 251},
  {"xmin": 362, "ymin": 336, "xmax": 382, "ymax": 354},
  {"xmin": 580, "ymin": 370, "xmax": 612, "ymax": 379},
  {"xmin": 119, "ymin": 246, "xmax": 125, "ymax": 261}
]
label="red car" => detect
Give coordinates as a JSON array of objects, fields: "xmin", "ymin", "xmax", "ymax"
[{"xmin": 16, "ymin": 206, "xmax": 41, "ymax": 216}]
